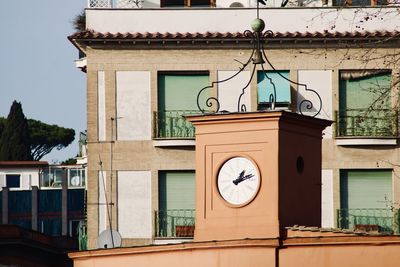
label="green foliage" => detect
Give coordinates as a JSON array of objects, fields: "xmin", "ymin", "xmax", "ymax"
[
  {"xmin": 0, "ymin": 101, "xmax": 76, "ymax": 161},
  {"xmin": 29, "ymin": 119, "xmax": 75, "ymax": 161},
  {"xmin": 0, "ymin": 101, "xmax": 32, "ymax": 160},
  {"xmin": 72, "ymin": 10, "xmax": 86, "ymax": 31},
  {"xmin": 0, "ymin": 118, "xmax": 6, "ymax": 134},
  {"xmin": 61, "ymin": 157, "xmax": 78, "ymax": 165}
]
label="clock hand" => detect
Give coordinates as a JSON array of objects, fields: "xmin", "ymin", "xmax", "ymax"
[
  {"xmin": 233, "ymin": 170, "xmax": 252, "ymax": 185},
  {"xmin": 242, "ymin": 173, "xmax": 254, "ymax": 181}
]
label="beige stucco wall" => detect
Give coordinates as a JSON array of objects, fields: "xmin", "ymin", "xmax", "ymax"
[
  {"xmin": 281, "ymin": 242, "xmax": 400, "ymax": 267},
  {"xmin": 84, "ymin": 44, "xmax": 400, "ymax": 248},
  {"xmin": 70, "ymin": 237, "xmax": 400, "ymax": 267}
]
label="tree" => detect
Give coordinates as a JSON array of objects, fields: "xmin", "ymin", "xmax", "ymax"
[
  {"xmin": 0, "ymin": 101, "xmax": 32, "ymax": 160},
  {"xmin": 72, "ymin": 10, "xmax": 86, "ymax": 31},
  {"xmin": 0, "ymin": 102, "xmax": 76, "ymax": 161},
  {"xmin": 29, "ymin": 119, "xmax": 75, "ymax": 161}
]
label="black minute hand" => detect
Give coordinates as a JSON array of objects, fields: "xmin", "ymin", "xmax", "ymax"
[{"xmin": 233, "ymin": 171, "xmax": 254, "ymax": 185}]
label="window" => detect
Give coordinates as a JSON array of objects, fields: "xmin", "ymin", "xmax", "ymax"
[
  {"xmin": 156, "ymin": 72, "xmax": 209, "ymax": 138},
  {"xmin": 257, "ymin": 71, "xmax": 291, "ymax": 110},
  {"xmin": 68, "ymin": 169, "xmax": 86, "ymax": 188},
  {"xmin": 161, "ymin": 0, "xmax": 214, "ymax": 7},
  {"xmin": 157, "ymin": 171, "xmax": 195, "ymax": 237},
  {"xmin": 6, "ymin": 174, "xmax": 21, "ymax": 188},
  {"xmin": 40, "ymin": 168, "xmax": 63, "ymax": 188},
  {"xmin": 69, "ymin": 219, "xmax": 84, "ymax": 238},
  {"xmin": 337, "ymin": 70, "xmax": 395, "ymax": 138},
  {"xmin": 338, "ymin": 169, "xmax": 393, "ymax": 232}
]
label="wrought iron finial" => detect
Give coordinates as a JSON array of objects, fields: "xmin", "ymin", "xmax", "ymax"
[{"xmin": 196, "ymin": 4, "xmax": 322, "ymax": 117}]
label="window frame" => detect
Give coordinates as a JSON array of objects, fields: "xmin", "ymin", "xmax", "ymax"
[{"xmin": 336, "ymin": 69, "xmax": 394, "ymax": 139}]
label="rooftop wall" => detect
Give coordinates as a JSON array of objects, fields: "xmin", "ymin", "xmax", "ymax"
[{"xmin": 86, "ymin": 7, "xmax": 400, "ymax": 34}]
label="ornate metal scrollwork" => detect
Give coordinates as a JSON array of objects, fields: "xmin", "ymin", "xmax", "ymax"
[{"xmin": 196, "ymin": 16, "xmax": 322, "ymax": 118}]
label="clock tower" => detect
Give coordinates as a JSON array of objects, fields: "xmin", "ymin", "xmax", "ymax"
[{"xmin": 186, "ymin": 111, "xmax": 331, "ymax": 242}]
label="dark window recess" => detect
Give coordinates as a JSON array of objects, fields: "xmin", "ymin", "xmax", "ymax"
[
  {"xmin": 162, "ymin": 0, "xmax": 184, "ymax": 6},
  {"xmin": 332, "ymin": 0, "xmax": 387, "ymax": 5},
  {"xmin": 6, "ymin": 175, "xmax": 20, "ymax": 188},
  {"xmin": 191, "ymin": 0, "xmax": 211, "ymax": 6},
  {"xmin": 161, "ymin": 0, "xmax": 211, "ymax": 7}
]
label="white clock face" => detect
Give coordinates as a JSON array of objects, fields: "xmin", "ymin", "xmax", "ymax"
[{"xmin": 217, "ymin": 156, "xmax": 260, "ymax": 206}]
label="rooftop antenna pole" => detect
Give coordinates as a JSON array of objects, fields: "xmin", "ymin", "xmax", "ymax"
[
  {"xmin": 98, "ymin": 155, "xmax": 115, "ymax": 248},
  {"xmin": 109, "ymin": 116, "xmax": 123, "ymax": 236}
]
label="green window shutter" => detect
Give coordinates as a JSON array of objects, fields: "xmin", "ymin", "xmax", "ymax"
[
  {"xmin": 158, "ymin": 73, "xmax": 209, "ymax": 112},
  {"xmin": 340, "ymin": 169, "xmax": 392, "ymax": 210},
  {"xmin": 257, "ymin": 71, "xmax": 290, "ymax": 105},
  {"xmin": 159, "ymin": 171, "xmax": 195, "ymax": 211},
  {"xmin": 339, "ymin": 71, "xmax": 391, "ymax": 111},
  {"xmin": 338, "ymin": 71, "xmax": 393, "ymax": 137}
]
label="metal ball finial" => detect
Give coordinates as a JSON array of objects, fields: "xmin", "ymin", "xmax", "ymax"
[{"xmin": 251, "ymin": 18, "xmax": 265, "ymax": 32}]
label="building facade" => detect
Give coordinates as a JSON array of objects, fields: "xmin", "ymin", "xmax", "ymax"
[
  {"xmin": 70, "ymin": 1, "xmax": 400, "ymax": 248},
  {"xmin": 0, "ymin": 161, "xmax": 87, "ymax": 240}
]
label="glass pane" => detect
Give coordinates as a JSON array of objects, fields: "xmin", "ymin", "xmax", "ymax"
[
  {"xmin": 257, "ymin": 71, "xmax": 290, "ymax": 105},
  {"xmin": 6, "ymin": 175, "xmax": 20, "ymax": 188},
  {"xmin": 82, "ymin": 169, "xmax": 86, "ymax": 187},
  {"xmin": 69, "ymin": 169, "xmax": 81, "ymax": 187},
  {"xmin": 41, "ymin": 169, "xmax": 51, "ymax": 187},
  {"xmin": 52, "ymin": 169, "xmax": 63, "ymax": 187}
]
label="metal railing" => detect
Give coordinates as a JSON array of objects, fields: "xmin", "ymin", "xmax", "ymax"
[
  {"xmin": 337, "ymin": 208, "xmax": 400, "ymax": 234},
  {"xmin": 78, "ymin": 224, "xmax": 88, "ymax": 250},
  {"xmin": 88, "ymin": 0, "xmax": 143, "ymax": 8},
  {"xmin": 153, "ymin": 110, "xmax": 198, "ymax": 139},
  {"xmin": 155, "ymin": 209, "xmax": 195, "ymax": 238},
  {"xmin": 335, "ymin": 109, "xmax": 398, "ymax": 138}
]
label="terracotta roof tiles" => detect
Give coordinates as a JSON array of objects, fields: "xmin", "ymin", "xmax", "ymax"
[{"xmin": 69, "ymin": 30, "xmax": 400, "ymax": 40}]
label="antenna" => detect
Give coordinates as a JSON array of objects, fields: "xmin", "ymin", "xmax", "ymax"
[
  {"xmin": 98, "ymin": 154, "xmax": 115, "ymax": 248},
  {"xmin": 97, "ymin": 229, "xmax": 122, "ymax": 249},
  {"xmin": 109, "ymin": 116, "xmax": 123, "ymax": 235}
]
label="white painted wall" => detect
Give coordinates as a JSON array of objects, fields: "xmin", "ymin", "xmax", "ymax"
[
  {"xmin": 218, "ymin": 70, "xmax": 251, "ymax": 112},
  {"xmin": 116, "ymin": 71, "xmax": 151, "ymax": 141},
  {"xmin": 98, "ymin": 171, "xmax": 107, "ymax": 234},
  {"xmin": 0, "ymin": 168, "xmax": 40, "ymax": 190},
  {"xmin": 117, "ymin": 171, "xmax": 152, "ymax": 238},
  {"xmin": 86, "ymin": 8, "xmax": 400, "ymax": 34},
  {"xmin": 96, "ymin": 0, "xmax": 295, "ymax": 8},
  {"xmin": 98, "ymin": 71, "xmax": 106, "ymax": 141},
  {"xmin": 321, "ymin": 169, "xmax": 334, "ymax": 228},
  {"xmin": 297, "ymin": 70, "xmax": 332, "ymax": 139}
]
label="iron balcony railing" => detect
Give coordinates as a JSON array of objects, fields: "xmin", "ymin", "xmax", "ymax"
[
  {"xmin": 153, "ymin": 110, "xmax": 199, "ymax": 139},
  {"xmin": 78, "ymin": 224, "xmax": 88, "ymax": 250},
  {"xmin": 337, "ymin": 208, "xmax": 400, "ymax": 234},
  {"xmin": 88, "ymin": 0, "xmax": 144, "ymax": 8},
  {"xmin": 155, "ymin": 209, "xmax": 195, "ymax": 238},
  {"xmin": 335, "ymin": 109, "xmax": 398, "ymax": 138}
]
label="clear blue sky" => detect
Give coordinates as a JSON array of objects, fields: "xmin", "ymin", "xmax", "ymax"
[{"xmin": 0, "ymin": 1, "xmax": 86, "ymax": 163}]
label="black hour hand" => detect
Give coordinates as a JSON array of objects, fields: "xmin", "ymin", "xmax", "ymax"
[{"xmin": 233, "ymin": 170, "xmax": 254, "ymax": 185}]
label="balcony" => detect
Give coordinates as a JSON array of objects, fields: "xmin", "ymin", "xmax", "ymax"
[
  {"xmin": 337, "ymin": 208, "xmax": 400, "ymax": 234},
  {"xmin": 153, "ymin": 110, "xmax": 198, "ymax": 139},
  {"xmin": 335, "ymin": 109, "xmax": 398, "ymax": 145},
  {"xmin": 155, "ymin": 209, "xmax": 195, "ymax": 238}
]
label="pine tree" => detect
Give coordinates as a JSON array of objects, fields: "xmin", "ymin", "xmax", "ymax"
[{"xmin": 0, "ymin": 101, "xmax": 32, "ymax": 160}]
